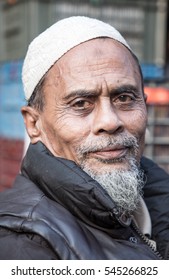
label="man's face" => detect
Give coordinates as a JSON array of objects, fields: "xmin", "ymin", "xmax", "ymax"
[{"xmin": 38, "ymin": 38, "xmax": 147, "ymax": 174}]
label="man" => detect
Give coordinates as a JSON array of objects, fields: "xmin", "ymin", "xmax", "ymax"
[{"xmin": 0, "ymin": 16, "xmax": 169, "ymax": 259}]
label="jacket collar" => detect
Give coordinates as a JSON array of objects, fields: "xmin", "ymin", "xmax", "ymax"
[{"xmin": 22, "ymin": 142, "xmax": 133, "ymax": 229}]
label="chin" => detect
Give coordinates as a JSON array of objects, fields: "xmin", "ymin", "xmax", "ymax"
[{"xmin": 85, "ymin": 158, "xmax": 132, "ymax": 174}]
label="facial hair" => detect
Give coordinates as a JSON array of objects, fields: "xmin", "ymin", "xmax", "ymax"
[{"xmin": 75, "ymin": 134, "xmax": 145, "ymax": 213}]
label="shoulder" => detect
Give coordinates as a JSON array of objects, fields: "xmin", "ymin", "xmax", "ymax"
[
  {"xmin": 141, "ymin": 156, "xmax": 169, "ymax": 190},
  {"xmin": 141, "ymin": 157, "xmax": 169, "ymax": 258},
  {"xmin": 0, "ymin": 227, "xmax": 59, "ymax": 260},
  {"xmin": 141, "ymin": 156, "xmax": 169, "ymax": 205},
  {"xmin": 0, "ymin": 175, "xmax": 60, "ymax": 259},
  {"xmin": 0, "ymin": 174, "xmax": 93, "ymax": 259}
]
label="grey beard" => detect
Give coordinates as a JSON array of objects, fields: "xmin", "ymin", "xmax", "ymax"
[
  {"xmin": 82, "ymin": 158, "xmax": 144, "ymax": 214},
  {"xmin": 75, "ymin": 134, "xmax": 144, "ymax": 213}
]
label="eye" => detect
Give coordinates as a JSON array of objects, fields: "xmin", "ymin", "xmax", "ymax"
[
  {"xmin": 115, "ymin": 94, "xmax": 134, "ymax": 103},
  {"xmin": 72, "ymin": 99, "xmax": 93, "ymax": 110}
]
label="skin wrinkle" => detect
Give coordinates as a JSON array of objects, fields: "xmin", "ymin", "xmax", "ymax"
[
  {"xmin": 27, "ymin": 39, "xmax": 144, "ymax": 111},
  {"xmin": 22, "ymin": 38, "xmax": 147, "ymax": 213}
]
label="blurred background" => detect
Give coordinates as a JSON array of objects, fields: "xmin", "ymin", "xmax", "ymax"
[{"xmin": 0, "ymin": 0, "xmax": 169, "ymax": 191}]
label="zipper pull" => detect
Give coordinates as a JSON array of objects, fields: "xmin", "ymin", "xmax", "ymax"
[{"xmin": 112, "ymin": 208, "xmax": 131, "ymax": 227}]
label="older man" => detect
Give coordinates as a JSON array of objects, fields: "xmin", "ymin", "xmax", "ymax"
[{"xmin": 0, "ymin": 16, "xmax": 169, "ymax": 260}]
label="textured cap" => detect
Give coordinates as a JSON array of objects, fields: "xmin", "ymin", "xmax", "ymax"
[{"xmin": 22, "ymin": 16, "xmax": 131, "ymax": 100}]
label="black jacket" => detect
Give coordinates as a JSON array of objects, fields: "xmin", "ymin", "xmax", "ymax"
[{"xmin": 0, "ymin": 142, "xmax": 169, "ymax": 259}]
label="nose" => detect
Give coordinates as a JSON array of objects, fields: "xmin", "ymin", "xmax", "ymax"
[{"xmin": 92, "ymin": 99, "xmax": 124, "ymax": 135}]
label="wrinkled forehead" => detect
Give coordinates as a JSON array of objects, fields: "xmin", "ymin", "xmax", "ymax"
[
  {"xmin": 58, "ymin": 38, "xmax": 133, "ymax": 63},
  {"xmin": 44, "ymin": 38, "xmax": 143, "ymax": 94},
  {"xmin": 50, "ymin": 38, "xmax": 140, "ymax": 79}
]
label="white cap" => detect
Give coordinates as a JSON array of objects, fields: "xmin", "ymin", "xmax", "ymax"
[{"xmin": 22, "ymin": 16, "xmax": 131, "ymax": 100}]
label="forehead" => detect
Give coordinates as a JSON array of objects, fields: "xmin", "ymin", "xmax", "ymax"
[
  {"xmin": 58, "ymin": 38, "xmax": 137, "ymax": 67},
  {"xmin": 45, "ymin": 38, "xmax": 142, "ymax": 93}
]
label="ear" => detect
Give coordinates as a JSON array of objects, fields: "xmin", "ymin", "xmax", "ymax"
[{"xmin": 21, "ymin": 106, "xmax": 42, "ymax": 144}]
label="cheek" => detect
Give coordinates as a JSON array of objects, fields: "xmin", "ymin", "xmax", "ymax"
[
  {"xmin": 136, "ymin": 108, "xmax": 147, "ymax": 132},
  {"xmin": 50, "ymin": 116, "xmax": 91, "ymax": 145},
  {"xmin": 121, "ymin": 108, "xmax": 147, "ymax": 139},
  {"xmin": 125, "ymin": 109, "xmax": 147, "ymax": 155}
]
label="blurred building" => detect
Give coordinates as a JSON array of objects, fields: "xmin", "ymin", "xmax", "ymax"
[{"xmin": 0, "ymin": 0, "xmax": 169, "ymax": 190}]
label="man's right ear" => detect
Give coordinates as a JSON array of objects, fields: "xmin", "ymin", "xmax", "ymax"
[{"xmin": 21, "ymin": 106, "xmax": 42, "ymax": 144}]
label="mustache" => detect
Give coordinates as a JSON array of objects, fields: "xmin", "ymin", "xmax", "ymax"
[{"xmin": 76, "ymin": 134, "xmax": 139, "ymax": 155}]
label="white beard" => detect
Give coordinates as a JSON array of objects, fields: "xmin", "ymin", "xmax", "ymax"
[
  {"xmin": 75, "ymin": 134, "xmax": 144, "ymax": 213},
  {"xmin": 82, "ymin": 158, "xmax": 144, "ymax": 213}
]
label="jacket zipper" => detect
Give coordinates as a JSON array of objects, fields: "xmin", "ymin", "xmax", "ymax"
[{"xmin": 131, "ymin": 220, "xmax": 163, "ymax": 260}]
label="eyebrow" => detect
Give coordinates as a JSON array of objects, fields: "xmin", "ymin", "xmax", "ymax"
[
  {"xmin": 110, "ymin": 85, "xmax": 139, "ymax": 95},
  {"xmin": 63, "ymin": 89, "xmax": 98, "ymax": 101},
  {"xmin": 63, "ymin": 84, "xmax": 140, "ymax": 101}
]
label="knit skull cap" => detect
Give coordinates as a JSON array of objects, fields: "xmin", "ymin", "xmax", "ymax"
[{"xmin": 22, "ymin": 16, "xmax": 131, "ymax": 100}]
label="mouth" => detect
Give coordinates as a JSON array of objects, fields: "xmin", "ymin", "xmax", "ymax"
[{"xmin": 88, "ymin": 146, "xmax": 129, "ymax": 161}]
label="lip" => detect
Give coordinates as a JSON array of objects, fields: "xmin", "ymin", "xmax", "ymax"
[{"xmin": 89, "ymin": 146, "xmax": 128, "ymax": 160}]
